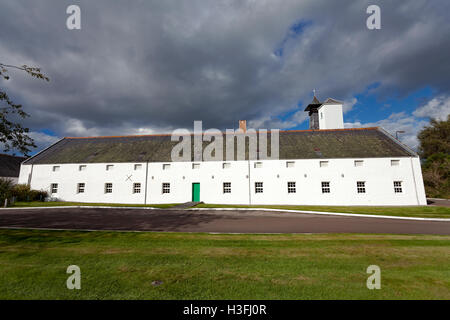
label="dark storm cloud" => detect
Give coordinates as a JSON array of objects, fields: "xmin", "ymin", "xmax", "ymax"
[{"xmin": 0, "ymin": 0, "xmax": 449, "ymax": 140}]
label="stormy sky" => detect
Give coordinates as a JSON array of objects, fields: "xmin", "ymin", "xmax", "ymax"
[{"xmin": 1, "ymin": 0, "xmax": 449, "ymax": 154}]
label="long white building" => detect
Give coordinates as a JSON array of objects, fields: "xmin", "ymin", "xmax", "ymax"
[{"xmin": 18, "ymin": 97, "xmax": 427, "ymax": 206}]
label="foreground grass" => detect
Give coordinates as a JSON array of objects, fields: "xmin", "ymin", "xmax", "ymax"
[
  {"xmin": 0, "ymin": 229, "xmax": 449, "ymax": 299},
  {"xmin": 195, "ymin": 204, "xmax": 450, "ymax": 219},
  {"xmin": 9, "ymin": 201, "xmax": 178, "ymax": 209}
]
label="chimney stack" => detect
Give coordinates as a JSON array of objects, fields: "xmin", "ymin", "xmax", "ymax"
[{"xmin": 239, "ymin": 120, "xmax": 247, "ymax": 133}]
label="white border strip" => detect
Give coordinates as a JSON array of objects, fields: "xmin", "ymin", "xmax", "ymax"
[{"xmin": 0, "ymin": 205, "xmax": 449, "ymax": 221}]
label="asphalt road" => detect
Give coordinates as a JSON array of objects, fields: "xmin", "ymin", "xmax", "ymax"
[{"xmin": 0, "ymin": 207, "xmax": 449, "ymax": 235}]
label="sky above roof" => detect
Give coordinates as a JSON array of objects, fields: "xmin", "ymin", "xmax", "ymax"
[{"xmin": 1, "ymin": 0, "xmax": 449, "ymax": 154}]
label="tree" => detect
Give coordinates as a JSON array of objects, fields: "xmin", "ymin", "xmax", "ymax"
[
  {"xmin": 417, "ymin": 115, "xmax": 450, "ymax": 198},
  {"xmin": 0, "ymin": 63, "xmax": 49, "ymax": 155}
]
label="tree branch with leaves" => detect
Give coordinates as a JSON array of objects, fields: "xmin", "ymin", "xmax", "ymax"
[{"xmin": 0, "ymin": 63, "xmax": 49, "ymax": 155}]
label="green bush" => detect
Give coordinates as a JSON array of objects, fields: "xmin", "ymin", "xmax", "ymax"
[
  {"xmin": 0, "ymin": 178, "xmax": 14, "ymax": 204},
  {"xmin": 12, "ymin": 184, "xmax": 48, "ymax": 202}
]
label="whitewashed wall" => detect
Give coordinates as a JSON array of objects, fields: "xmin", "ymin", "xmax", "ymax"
[{"xmin": 18, "ymin": 156, "xmax": 427, "ymax": 206}]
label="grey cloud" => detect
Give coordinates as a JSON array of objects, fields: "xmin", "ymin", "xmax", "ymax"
[{"xmin": 0, "ymin": 0, "xmax": 449, "ymax": 152}]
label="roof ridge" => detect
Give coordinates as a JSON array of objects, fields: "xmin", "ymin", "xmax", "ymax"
[{"xmin": 64, "ymin": 127, "xmax": 380, "ymax": 140}]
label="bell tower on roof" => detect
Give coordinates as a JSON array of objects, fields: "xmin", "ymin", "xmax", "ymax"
[{"xmin": 304, "ymin": 92, "xmax": 344, "ymax": 130}]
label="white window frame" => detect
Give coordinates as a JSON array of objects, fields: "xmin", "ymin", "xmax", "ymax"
[
  {"xmin": 254, "ymin": 162, "xmax": 263, "ymax": 169},
  {"xmin": 222, "ymin": 162, "xmax": 231, "ymax": 169},
  {"xmin": 394, "ymin": 181, "xmax": 403, "ymax": 193},
  {"xmin": 50, "ymin": 183, "xmax": 58, "ymax": 194},
  {"xmin": 255, "ymin": 182, "xmax": 263, "ymax": 193},
  {"xmin": 223, "ymin": 182, "xmax": 231, "ymax": 194},
  {"xmin": 134, "ymin": 164, "xmax": 142, "ymax": 170},
  {"xmin": 286, "ymin": 161, "xmax": 295, "ymax": 168},
  {"xmin": 52, "ymin": 166, "xmax": 60, "ymax": 172},
  {"xmin": 192, "ymin": 163, "xmax": 200, "ymax": 169},
  {"xmin": 162, "ymin": 164, "xmax": 171, "ymax": 170},
  {"xmin": 321, "ymin": 181, "xmax": 330, "ymax": 193},
  {"xmin": 106, "ymin": 165, "xmax": 114, "ymax": 171},
  {"xmin": 133, "ymin": 182, "xmax": 141, "ymax": 194},
  {"xmin": 79, "ymin": 165, "xmax": 87, "ymax": 171},
  {"xmin": 356, "ymin": 181, "xmax": 366, "ymax": 194},
  {"xmin": 319, "ymin": 161, "xmax": 329, "ymax": 168},
  {"xmin": 287, "ymin": 181, "xmax": 296, "ymax": 193},
  {"xmin": 77, "ymin": 183, "xmax": 85, "ymax": 194},
  {"xmin": 162, "ymin": 183, "xmax": 170, "ymax": 194},
  {"xmin": 391, "ymin": 160, "xmax": 400, "ymax": 166},
  {"xmin": 105, "ymin": 183, "xmax": 113, "ymax": 194},
  {"xmin": 354, "ymin": 160, "xmax": 364, "ymax": 167}
]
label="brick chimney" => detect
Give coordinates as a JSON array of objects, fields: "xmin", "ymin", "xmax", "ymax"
[{"xmin": 239, "ymin": 120, "xmax": 247, "ymax": 133}]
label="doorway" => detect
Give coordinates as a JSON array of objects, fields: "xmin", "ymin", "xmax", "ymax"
[{"xmin": 192, "ymin": 183, "xmax": 200, "ymax": 202}]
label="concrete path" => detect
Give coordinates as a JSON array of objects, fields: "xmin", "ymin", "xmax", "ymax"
[{"xmin": 0, "ymin": 208, "xmax": 449, "ymax": 235}]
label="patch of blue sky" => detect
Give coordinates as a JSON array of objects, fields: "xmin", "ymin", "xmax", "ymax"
[{"xmin": 274, "ymin": 19, "xmax": 312, "ymax": 57}]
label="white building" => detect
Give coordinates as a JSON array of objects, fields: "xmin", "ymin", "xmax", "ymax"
[{"xmin": 18, "ymin": 97, "xmax": 427, "ymax": 206}]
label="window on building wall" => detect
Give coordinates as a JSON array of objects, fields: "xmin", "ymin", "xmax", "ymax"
[
  {"xmin": 79, "ymin": 165, "xmax": 86, "ymax": 171},
  {"xmin": 134, "ymin": 164, "xmax": 142, "ymax": 170},
  {"xmin": 163, "ymin": 164, "xmax": 171, "ymax": 170},
  {"xmin": 319, "ymin": 161, "xmax": 329, "ymax": 168},
  {"xmin": 254, "ymin": 162, "xmax": 263, "ymax": 169},
  {"xmin": 357, "ymin": 181, "xmax": 366, "ymax": 193},
  {"xmin": 321, "ymin": 181, "xmax": 330, "ymax": 193},
  {"xmin": 77, "ymin": 183, "xmax": 85, "ymax": 193},
  {"xmin": 286, "ymin": 161, "xmax": 295, "ymax": 168},
  {"xmin": 105, "ymin": 183, "xmax": 113, "ymax": 193},
  {"xmin": 162, "ymin": 183, "xmax": 170, "ymax": 194},
  {"xmin": 287, "ymin": 182, "xmax": 296, "ymax": 193},
  {"xmin": 52, "ymin": 166, "xmax": 60, "ymax": 172},
  {"xmin": 133, "ymin": 183, "xmax": 141, "ymax": 194},
  {"xmin": 51, "ymin": 183, "xmax": 58, "ymax": 194},
  {"xmin": 394, "ymin": 181, "xmax": 403, "ymax": 193},
  {"xmin": 222, "ymin": 163, "xmax": 231, "ymax": 169},
  {"xmin": 255, "ymin": 182, "xmax": 263, "ymax": 193},
  {"xmin": 192, "ymin": 163, "xmax": 200, "ymax": 169},
  {"xmin": 354, "ymin": 160, "xmax": 364, "ymax": 167},
  {"xmin": 391, "ymin": 160, "xmax": 400, "ymax": 166},
  {"xmin": 223, "ymin": 182, "xmax": 231, "ymax": 194},
  {"xmin": 106, "ymin": 165, "xmax": 114, "ymax": 171}
]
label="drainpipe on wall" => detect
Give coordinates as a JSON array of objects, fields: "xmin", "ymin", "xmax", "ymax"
[{"xmin": 144, "ymin": 161, "xmax": 149, "ymax": 205}]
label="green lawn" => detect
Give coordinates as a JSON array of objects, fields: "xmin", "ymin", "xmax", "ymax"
[
  {"xmin": 194, "ymin": 204, "xmax": 450, "ymax": 219},
  {"xmin": 0, "ymin": 229, "xmax": 449, "ymax": 299},
  {"xmin": 9, "ymin": 201, "xmax": 178, "ymax": 209}
]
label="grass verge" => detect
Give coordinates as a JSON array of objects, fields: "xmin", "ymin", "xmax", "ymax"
[
  {"xmin": 0, "ymin": 229, "xmax": 449, "ymax": 299},
  {"xmin": 194, "ymin": 204, "xmax": 450, "ymax": 219}
]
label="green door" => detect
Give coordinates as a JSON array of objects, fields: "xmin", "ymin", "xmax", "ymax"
[{"xmin": 192, "ymin": 183, "xmax": 200, "ymax": 202}]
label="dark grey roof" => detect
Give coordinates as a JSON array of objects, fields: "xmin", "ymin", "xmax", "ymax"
[
  {"xmin": 0, "ymin": 154, "xmax": 26, "ymax": 177},
  {"xmin": 23, "ymin": 127, "xmax": 417, "ymax": 165},
  {"xmin": 304, "ymin": 96, "xmax": 322, "ymax": 111},
  {"xmin": 322, "ymin": 98, "xmax": 343, "ymax": 104}
]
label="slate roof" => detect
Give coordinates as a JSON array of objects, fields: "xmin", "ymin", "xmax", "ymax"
[
  {"xmin": 0, "ymin": 154, "xmax": 26, "ymax": 177},
  {"xmin": 23, "ymin": 127, "xmax": 417, "ymax": 165}
]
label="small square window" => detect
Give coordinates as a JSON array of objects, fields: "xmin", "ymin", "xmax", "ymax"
[
  {"xmin": 134, "ymin": 164, "xmax": 142, "ymax": 170},
  {"xmin": 77, "ymin": 183, "xmax": 85, "ymax": 193},
  {"xmin": 357, "ymin": 181, "xmax": 366, "ymax": 193},
  {"xmin": 286, "ymin": 161, "xmax": 295, "ymax": 168},
  {"xmin": 79, "ymin": 165, "xmax": 86, "ymax": 171},
  {"xmin": 321, "ymin": 181, "xmax": 330, "ymax": 193},
  {"xmin": 391, "ymin": 160, "xmax": 400, "ymax": 166},
  {"xmin": 52, "ymin": 166, "xmax": 60, "ymax": 172},
  {"xmin": 51, "ymin": 183, "xmax": 58, "ymax": 194},
  {"xmin": 223, "ymin": 182, "xmax": 231, "ymax": 194},
  {"xmin": 354, "ymin": 160, "xmax": 364, "ymax": 167},
  {"xmin": 394, "ymin": 181, "xmax": 403, "ymax": 193},
  {"xmin": 162, "ymin": 183, "xmax": 170, "ymax": 194},
  {"xmin": 133, "ymin": 182, "xmax": 141, "ymax": 194},
  {"xmin": 255, "ymin": 182, "xmax": 263, "ymax": 193},
  {"xmin": 163, "ymin": 164, "xmax": 171, "ymax": 170},
  {"xmin": 222, "ymin": 163, "xmax": 231, "ymax": 169},
  {"xmin": 105, "ymin": 183, "xmax": 113, "ymax": 193},
  {"xmin": 254, "ymin": 162, "xmax": 263, "ymax": 169},
  {"xmin": 287, "ymin": 181, "xmax": 296, "ymax": 193},
  {"xmin": 320, "ymin": 161, "xmax": 329, "ymax": 168},
  {"xmin": 106, "ymin": 165, "xmax": 114, "ymax": 171},
  {"xmin": 192, "ymin": 163, "xmax": 200, "ymax": 169}
]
